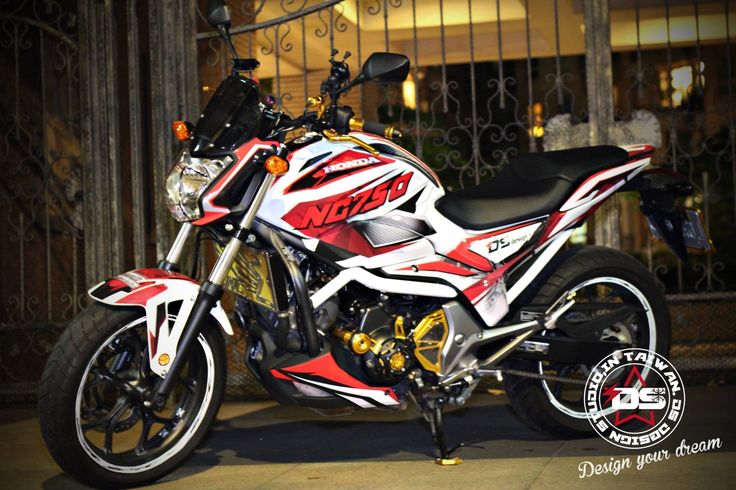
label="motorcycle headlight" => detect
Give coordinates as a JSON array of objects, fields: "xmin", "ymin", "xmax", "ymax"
[{"xmin": 165, "ymin": 150, "xmax": 229, "ymax": 222}]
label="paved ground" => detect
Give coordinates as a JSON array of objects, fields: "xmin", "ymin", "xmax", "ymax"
[{"xmin": 1, "ymin": 386, "xmax": 734, "ymax": 489}]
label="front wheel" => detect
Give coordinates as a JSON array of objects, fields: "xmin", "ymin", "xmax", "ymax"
[
  {"xmin": 39, "ymin": 303, "xmax": 226, "ymax": 488},
  {"xmin": 503, "ymin": 246, "xmax": 670, "ymax": 438}
]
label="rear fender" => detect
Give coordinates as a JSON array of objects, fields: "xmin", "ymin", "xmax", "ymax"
[
  {"xmin": 620, "ymin": 168, "xmax": 695, "ymax": 262},
  {"xmin": 88, "ymin": 268, "xmax": 233, "ymax": 377}
]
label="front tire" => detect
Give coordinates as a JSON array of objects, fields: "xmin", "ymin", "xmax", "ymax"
[
  {"xmin": 503, "ymin": 246, "xmax": 670, "ymax": 438},
  {"xmin": 39, "ymin": 303, "xmax": 226, "ymax": 488}
]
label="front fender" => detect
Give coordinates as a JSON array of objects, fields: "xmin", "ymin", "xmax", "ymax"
[{"xmin": 88, "ymin": 268, "xmax": 233, "ymax": 377}]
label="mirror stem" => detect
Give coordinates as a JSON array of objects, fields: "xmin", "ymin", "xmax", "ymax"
[
  {"xmin": 336, "ymin": 74, "xmax": 365, "ymax": 96},
  {"xmin": 217, "ymin": 25, "xmax": 239, "ymax": 67}
]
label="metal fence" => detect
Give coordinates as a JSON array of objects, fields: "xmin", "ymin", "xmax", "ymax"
[
  {"xmin": 0, "ymin": 0, "xmax": 734, "ymax": 404},
  {"xmin": 0, "ymin": 0, "xmax": 85, "ymax": 403},
  {"xmin": 668, "ymin": 291, "xmax": 736, "ymax": 372},
  {"xmin": 611, "ymin": 1, "xmax": 736, "ymax": 295},
  {"xmin": 197, "ymin": 0, "xmax": 591, "ymax": 188}
]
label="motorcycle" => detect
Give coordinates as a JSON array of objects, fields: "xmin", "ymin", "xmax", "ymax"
[{"xmin": 39, "ymin": 1, "xmax": 712, "ymax": 487}]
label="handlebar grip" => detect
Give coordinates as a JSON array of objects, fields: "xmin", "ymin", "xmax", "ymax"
[{"xmin": 357, "ymin": 119, "xmax": 403, "ymax": 140}]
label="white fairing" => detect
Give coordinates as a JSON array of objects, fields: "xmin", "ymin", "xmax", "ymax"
[
  {"xmin": 549, "ymin": 158, "xmax": 649, "ymax": 236},
  {"xmin": 468, "ymin": 221, "xmax": 542, "ymax": 263},
  {"xmin": 258, "ymin": 134, "xmax": 439, "ymax": 244},
  {"xmin": 88, "ymin": 269, "xmax": 233, "ymax": 378},
  {"xmin": 254, "ymin": 133, "xmax": 649, "ymax": 326},
  {"xmin": 286, "ymin": 373, "xmax": 400, "ymax": 408}
]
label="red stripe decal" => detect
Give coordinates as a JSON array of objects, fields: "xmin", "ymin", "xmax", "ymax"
[
  {"xmin": 148, "ymin": 331, "xmax": 157, "ymax": 357},
  {"xmin": 194, "ymin": 139, "xmax": 279, "ymax": 225},
  {"xmin": 445, "ymin": 221, "xmax": 542, "ymax": 272},
  {"xmin": 115, "ymin": 284, "xmax": 167, "ymax": 306},
  {"xmin": 414, "ymin": 261, "xmax": 476, "ymax": 277},
  {"xmin": 277, "ymin": 353, "xmax": 399, "ymax": 402},
  {"xmin": 462, "ymin": 251, "xmax": 529, "ymax": 303},
  {"xmin": 445, "ymin": 248, "xmax": 492, "ymax": 272}
]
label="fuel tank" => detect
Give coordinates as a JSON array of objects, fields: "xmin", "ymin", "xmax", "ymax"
[{"xmin": 257, "ymin": 131, "xmax": 444, "ymax": 268}]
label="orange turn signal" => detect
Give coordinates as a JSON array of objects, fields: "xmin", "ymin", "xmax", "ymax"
[
  {"xmin": 264, "ymin": 155, "xmax": 289, "ymax": 175},
  {"xmin": 171, "ymin": 120, "xmax": 191, "ymax": 141}
]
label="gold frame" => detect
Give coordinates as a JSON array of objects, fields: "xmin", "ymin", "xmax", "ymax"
[{"xmin": 412, "ymin": 309, "xmax": 449, "ymax": 374}]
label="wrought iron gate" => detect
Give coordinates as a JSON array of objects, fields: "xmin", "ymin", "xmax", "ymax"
[
  {"xmin": 612, "ymin": 1, "xmax": 735, "ymax": 295},
  {"xmin": 197, "ymin": 0, "xmax": 734, "ymax": 295},
  {"xmin": 0, "ymin": 0, "xmax": 200, "ymax": 403},
  {"xmin": 0, "ymin": 0, "xmax": 82, "ymax": 399},
  {"xmin": 197, "ymin": 0, "xmax": 595, "ymax": 190},
  {"xmin": 0, "ymin": 0, "xmax": 734, "ymax": 402}
]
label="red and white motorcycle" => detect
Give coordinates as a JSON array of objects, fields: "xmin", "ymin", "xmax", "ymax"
[{"xmin": 39, "ymin": 1, "xmax": 710, "ymax": 487}]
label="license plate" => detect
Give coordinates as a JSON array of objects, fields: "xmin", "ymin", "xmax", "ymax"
[{"xmin": 647, "ymin": 208, "xmax": 713, "ymax": 252}]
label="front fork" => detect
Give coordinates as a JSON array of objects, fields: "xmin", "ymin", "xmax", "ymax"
[
  {"xmin": 157, "ymin": 222, "xmax": 194, "ymax": 272},
  {"xmin": 147, "ymin": 173, "xmax": 277, "ymax": 409}
]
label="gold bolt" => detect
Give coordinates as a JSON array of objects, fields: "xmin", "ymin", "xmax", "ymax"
[
  {"xmin": 389, "ymin": 351, "xmax": 406, "ymax": 372},
  {"xmin": 350, "ymin": 333, "xmax": 372, "ymax": 355},
  {"xmin": 158, "ymin": 353, "xmax": 171, "ymax": 366}
]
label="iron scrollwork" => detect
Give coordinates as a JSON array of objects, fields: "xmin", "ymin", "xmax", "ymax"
[{"xmin": 0, "ymin": 0, "xmax": 84, "ymax": 398}]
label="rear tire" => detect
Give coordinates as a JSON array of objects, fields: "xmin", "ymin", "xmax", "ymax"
[
  {"xmin": 503, "ymin": 246, "xmax": 670, "ymax": 438},
  {"xmin": 39, "ymin": 303, "xmax": 226, "ymax": 488}
]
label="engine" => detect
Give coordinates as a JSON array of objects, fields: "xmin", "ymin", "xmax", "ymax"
[
  {"xmin": 327, "ymin": 287, "xmax": 448, "ymax": 386},
  {"xmin": 236, "ymin": 247, "xmax": 453, "ymax": 389},
  {"xmin": 333, "ymin": 303, "xmax": 414, "ymax": 385}
]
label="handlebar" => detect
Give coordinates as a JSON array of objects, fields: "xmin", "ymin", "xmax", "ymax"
[
  {"xmin": 266, "ymin": 104, "xmax": 402, "ymax": 142},
  {"xmin": 263, "ymin": 50, "xmax": 407, "ymax": 143}
]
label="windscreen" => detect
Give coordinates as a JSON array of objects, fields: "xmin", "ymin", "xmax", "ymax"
[{"xmin": 190, "ymin": 75, "xmax": 264, "ymax": 156}]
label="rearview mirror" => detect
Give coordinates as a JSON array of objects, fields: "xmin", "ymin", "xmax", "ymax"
[
  {"xmin": 206, "ymin": 0, "xmax": 231, "ymax": 29},
  {"xmin": 361, "ymin": 52, "xmax": 410, "ymax": 83}
]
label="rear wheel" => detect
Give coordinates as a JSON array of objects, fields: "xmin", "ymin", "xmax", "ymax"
[
  {"xmin": 39, "ymin": 303, "xmax": 226, "ymax": 488},
  {"xmin": 503, "ymin": 246, "xmax": 670, "ymax": 437}
]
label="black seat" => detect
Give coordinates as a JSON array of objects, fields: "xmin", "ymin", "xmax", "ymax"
[{"xmin": 436, "ymin": 145, "xmax": 629, "ymax": 230}]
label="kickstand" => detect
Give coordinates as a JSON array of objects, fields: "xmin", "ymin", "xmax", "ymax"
[{"xmin": 424, "ymin": 399, "xmax": 463, "ymax": 465}]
